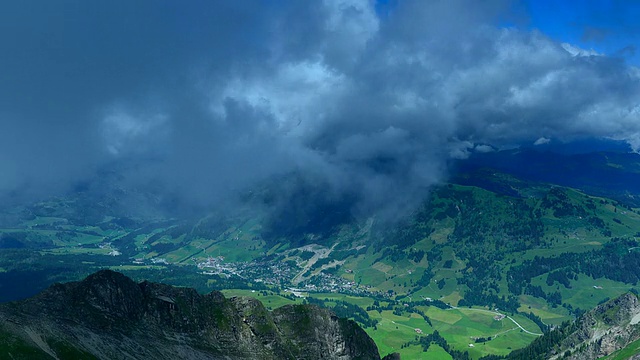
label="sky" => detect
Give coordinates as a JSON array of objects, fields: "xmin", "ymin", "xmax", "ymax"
[
  {"xmin": 1, "ymin": 0, "xmax": 639, "ymax": 217},
  {"xmin": 525, "ymin": 0, "xmax": 640, "ymax": 64}
]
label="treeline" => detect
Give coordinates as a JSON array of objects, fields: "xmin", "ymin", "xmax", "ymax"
[
  {"xmin": 305, "ymin": 297, "xmax": 378, "ymax": 328},
  {"xmin": 450, "ymin": 188, "xmax": 545, "ymax": 252},
  {"xmin": 385, "ymin": 301, "xmax": 433, "ymax": 327},
  {"xmin": 521, "ymin": 312, "xmax": 550, "ymax": 333},
  {"xmin": 111, "ymin": 220, "xmax": 176, "ymax": 257},
  {"xmin": 397, "ymin": 297, "xmax": 451, "ymax": 310},
  {"xmin": 458, "ymin": 293, "xmax": 520, "ymax": 314},
  {"xmin": 456, "ymin": 253, "xmax": 521, "ymax": 312},
  {"xmin": 546, "ymin": 270, "xmax": 577, "ymax": 289},
  {"xmin": 506, "ymin": 321, "xmax": 578, "ymax": 360},
  {"xmin": 122, "ymin": 265, "xmax": 267, "ymax": 293},
  {"xmin": 474, "ymin": 320, "xmax": 578, "ymax": 360},
  {"xmin": 402, "ymin": 330, "xmax": 472, "ymax": 360},
  {"xmin": 508, "ymin": 237, "xmax": 640, "ymax": 296},
  {"xmin": 541, "ymin": 187, "xmax": 587, "ymax": 218},
  {"xmin": 376, "ymin": 184, "xmax": 545, "ymax": 253}
]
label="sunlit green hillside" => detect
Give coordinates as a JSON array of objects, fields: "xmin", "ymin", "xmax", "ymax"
[{"xmin": 3, "ymin": 162, "xmax": 640, "ymax": 359}]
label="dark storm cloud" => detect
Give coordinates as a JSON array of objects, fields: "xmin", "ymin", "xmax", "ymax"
[
  {"xmin": 0, "ymin": 0, "xmax": 276, "ymax": 196},
  {"xmin": 2, "ymin": 0, "xmax": 640, "ymax": 216}
]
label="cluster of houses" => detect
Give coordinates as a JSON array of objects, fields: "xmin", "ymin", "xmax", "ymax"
[
  {"xmin": 298, "ymin": 272, "xmax": 381, "ymax": 296},
  {"xmin": 98, "ymin": 242, "xmax": 121, "ymax": 256},
  {"xmin": 188, "ymin": 255, "xmax": 386, "ymax": 298}
]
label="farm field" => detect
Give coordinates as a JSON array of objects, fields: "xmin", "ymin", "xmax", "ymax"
[{"xmin": 3, "ymin": 169, "xmax": 640, "ymax": 359}]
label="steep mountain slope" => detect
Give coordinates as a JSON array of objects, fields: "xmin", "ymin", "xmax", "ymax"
[
  {"xmin": 4, "ymin": 149, "xmax": 640, "ymax": 358},
  {"xmin": 507, "ymin": 292, "xmax": 640, "ymax": 360},
  {"xmin": 0, "ymin": 270, "xmax": 390, "ymax": 360}
]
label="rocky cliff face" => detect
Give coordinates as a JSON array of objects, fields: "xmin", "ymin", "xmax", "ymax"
[
  {"xmin": 509, "ymin": 292, "xmax": 640, "ymax": 360},
  {"xmin": 0, "ymin": 270, "xmax": 392, "ymax": 360},
  {"xmin": 556, "ymin": 293, "xmax": 640, "ymax": 360}
]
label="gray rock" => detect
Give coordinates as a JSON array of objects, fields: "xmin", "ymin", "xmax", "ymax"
[{"xmin": 0, "ymin": 270, "xmax": 387, "ymax": 360}]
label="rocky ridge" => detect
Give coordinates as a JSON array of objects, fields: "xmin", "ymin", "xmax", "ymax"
[
  {"xmin": 556, "ymin": 292, "xmax": 640, "ymax": 360},
  {"xmin": 0, "ymin": 270, "xmax": 396, "ymax": 360},
  {"xmin": 508, "ymin": 292, "xmax": 640, "ymax": 360}
]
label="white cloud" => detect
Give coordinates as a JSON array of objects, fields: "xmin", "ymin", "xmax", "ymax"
[
  {"xmin": 534, "ymin": 137, "xmax": 551, "ymax": 146},
  {"xmin": 323, "ymin": 0, "xmax": 379, "ymax": 57},
  {"xmin": 101, "ymin": 107, "xmax": 168, "ymax": 155},
  {"xmin": 475, "ymin": 144, "xmax": 495, "ymax": 153},
  {"xmin": 213, "ymin": 61, "xmax": 349, "ymax": 138},
  {"xmin": 561, "ymin": 43, "xmax": 602, "ymax": 57}
]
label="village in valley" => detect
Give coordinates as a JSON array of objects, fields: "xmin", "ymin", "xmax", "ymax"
[{"xmin": 189, "ymin": 254, "xmax": 388, "ymax": 298}]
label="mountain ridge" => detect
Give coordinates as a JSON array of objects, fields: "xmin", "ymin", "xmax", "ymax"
[
  {"xmin": 4, "ymin": 148, "xmax": 640, "ymax": 358},
  {"xmin": 506, "ymin": 292, "xmax": 640, "ymax": 360},
  {"xmin": 0, "ymin": 270, "xmax": 393, "ymax": 360}
]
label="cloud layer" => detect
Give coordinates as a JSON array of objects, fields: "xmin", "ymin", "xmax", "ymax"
[{"xmin": 1, "ymin": 0, "xmax": 640, "ymax": 216}]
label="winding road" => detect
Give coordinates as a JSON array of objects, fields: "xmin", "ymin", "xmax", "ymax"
[{"xmin": 448, "ymin": 306, "xmax": 543, "ymax": 336}]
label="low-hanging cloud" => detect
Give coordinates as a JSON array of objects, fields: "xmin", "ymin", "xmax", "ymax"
[{"xmin": 1, "ymin": 0, "xmax": 640, "ymax": 218}]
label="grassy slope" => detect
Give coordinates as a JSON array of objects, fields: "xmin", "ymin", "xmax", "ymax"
[
  {"xmin": 4, "ymin": 180, "xmax": 640, "ymax": 359},
  {"xmin": 603, "ymin": 337, "xmax": 640, "ymax": 360}
]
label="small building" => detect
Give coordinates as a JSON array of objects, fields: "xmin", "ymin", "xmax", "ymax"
[
  {"xmin": 468, "ymin": 344, "xmax": 475, "ymax": 348},
  {"xmin": 414, "ymin": 328, "xmax": 423, "ymax": 334},
  {"xmin": 493, "ymin": 314, "xmax": 506, "ymax": 321}
]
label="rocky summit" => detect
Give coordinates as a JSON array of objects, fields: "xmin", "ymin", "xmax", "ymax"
[{"xmin": 0, "ymin": 270, "xmax": 396, "ymax": 360}]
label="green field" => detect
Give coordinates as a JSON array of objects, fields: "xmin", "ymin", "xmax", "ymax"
[
  {"xmin": 307, "ymin": 293, "xmax": 376, "ymax": 308},
  {"xmin": 221, "ymin": 289, "xmax": 302, "ymax": 309},
  {"xmin": 531, "ymin": 273, "xmax": 638, "ymax": 312},
  {"xmin": 424, "ymin": 344, "xmax": 453, "ymax": 359},
  {"xmin": 213, "ymin": 287, "xmax": 540, "ymax": 359},
  {"xmin": 518, "ymin": 295, "xmax": 571, "ymax": 325},
  {"xmin": 603, "ymin": 337, "xmax": 640, "ymax": 360},
  {"xmin": 4, "ymin": 177, "xmax": 640, "ymax": 359}
]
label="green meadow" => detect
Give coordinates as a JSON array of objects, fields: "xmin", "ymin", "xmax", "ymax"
[{"xmin": 4, "ymin": 179, "xmax": 640, "ymax": 359}]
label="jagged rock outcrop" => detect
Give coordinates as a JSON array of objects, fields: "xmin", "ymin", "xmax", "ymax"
[
  {"xmin": 0, "ymin": 270, "xmax": 391, "ymax": 360},
  {"xmin": 508, "ymin": 292, "xmax": 640, "ymax": 360},
  {"xmin": 556, "ymin": 293, "xmax": 640, "ymax": 360}
]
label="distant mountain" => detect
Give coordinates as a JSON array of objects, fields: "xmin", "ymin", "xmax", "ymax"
[
  {"xmin": 5, "ymin": 146, "xmax": 640, "ymax": 359},
  {"xmin": 0, "ymin": 270, "xmax": 394, "ymax": 360},
  {"xmin": 507, "ymin": 292, "xmax": 640, "ymax": 360},
  {"xmin": 453, "ymin": 148, "xmax": 640, "ymax": 206}
]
